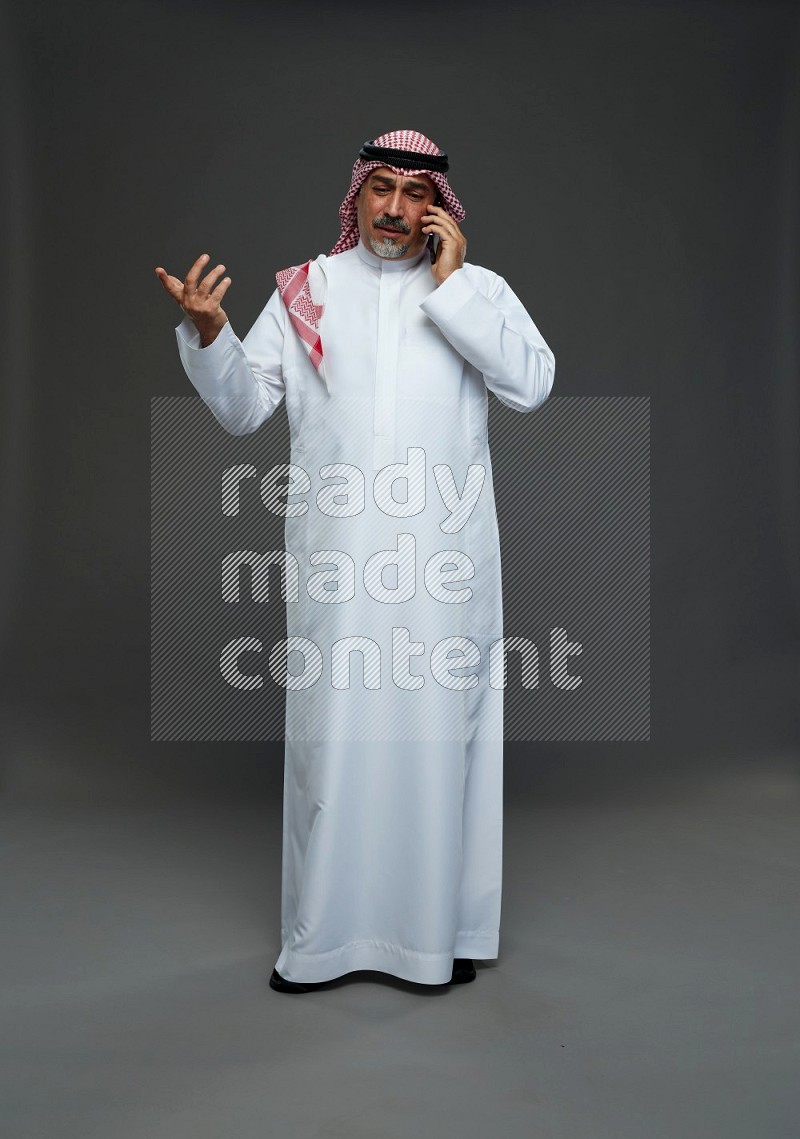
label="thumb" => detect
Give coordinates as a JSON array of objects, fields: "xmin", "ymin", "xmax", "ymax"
[{"xmin": 155, "ymin": 268, "xmax": 184, "ymax": 304}]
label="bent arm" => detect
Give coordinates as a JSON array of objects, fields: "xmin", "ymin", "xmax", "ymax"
[
  {"xmin": 175, "ymin": 288, "xmax": 286, "ymax": 436},
  {"xmin": 419, "ymin": 265, "xmax": 555, "ymax": 412}
]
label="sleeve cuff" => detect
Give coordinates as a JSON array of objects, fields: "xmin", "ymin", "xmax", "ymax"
[
  {"xmin": 175, "ymin": 314, "xmax": 234, "ymax": 353},
  {"xmin": 174, "ymin": 316, "xmax": 241, "ymax": 397},
  {"xmin": 418, "ymin": 268, "xmax": 476, "ymax": 324}
]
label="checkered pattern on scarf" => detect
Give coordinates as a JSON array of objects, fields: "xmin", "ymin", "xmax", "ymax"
[
  {"xmin": 276, "ymin": 131, "xmax": 465, "ymax": 391},
  {"xmin": 275, "ymin": 262, "xmax": 324, "ymax": 373}
]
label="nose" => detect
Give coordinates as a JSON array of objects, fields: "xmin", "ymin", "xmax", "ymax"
[{"xmin": 385, "ymin": 188, "xmax": 405, "ymax": 218}]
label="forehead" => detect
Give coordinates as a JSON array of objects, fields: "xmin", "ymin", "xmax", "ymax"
[{"xmin": 363, "ymin": 167, "xmax": 435, "ymax": 194}]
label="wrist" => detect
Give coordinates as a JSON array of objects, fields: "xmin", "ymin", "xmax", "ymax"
[{"xmin": 193, "ymin": 315, "xmax": 228, "ymax": 348}]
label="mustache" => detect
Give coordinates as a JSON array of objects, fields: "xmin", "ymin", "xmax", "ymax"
[{"xmin": 373, "ymin": 216, "xmax": 411, "ymax": 234}]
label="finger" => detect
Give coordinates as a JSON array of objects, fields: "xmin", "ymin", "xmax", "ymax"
[
  {"xmin": 209, "ymin": 276, "xmax": 232, "ymax": 303},
  {"xmin": 423, "ymin": 221, "xmax": 466, "ymax": 256},
  {"xmin": 421, "ymin": 221, "xmax": 453, "ymax": 238},
  {"xmin": 422, "ymin": 214, "xmax": 460, "ymax": 239},
  {"xmin": 197, "ymin": 263, "xmax": 227, "ymax": 295},
  {"xmin": 155, "ymin": 268, "xmax": 184, "ymax": 302},
  {"xmin": 422, "ymin": 204, "xmax": 457, "ymax": 224},
  {"xmin": 185, "ymin": 253, "xmax": 210, "ymax": 292}
]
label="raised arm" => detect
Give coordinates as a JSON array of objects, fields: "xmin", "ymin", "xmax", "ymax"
[
  {"xmin": 418, "ymin": 264, "xmax": 555, "ymax": 413},
  {"xmin": 156, "ymin": 254, "xmax": 286, "ymax": 436}
]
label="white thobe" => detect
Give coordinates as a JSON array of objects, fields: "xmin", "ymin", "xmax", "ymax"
[{"xmin": 175, "ymin": 241, "xmax": 555, "ymax": 984}]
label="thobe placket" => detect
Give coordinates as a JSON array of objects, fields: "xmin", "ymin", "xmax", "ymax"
[{"xmin": 373, "ymin": 265, "xmax": 400, "ymax": 471}]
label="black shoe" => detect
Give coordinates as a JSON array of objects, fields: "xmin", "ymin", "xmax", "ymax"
[
  {"xmin": 269, "ymin": 968, "xmax": 328, "ymax": 994},
  {"xmin": 450, "ymin": 957, "xmax": 477, "ymax": 984}
]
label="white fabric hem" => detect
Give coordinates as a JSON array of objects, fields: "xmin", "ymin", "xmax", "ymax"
[{"xmin": 274, "ymin": 930, "xmax": 499, "ymax": 985}]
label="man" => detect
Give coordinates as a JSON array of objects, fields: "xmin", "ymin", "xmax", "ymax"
[{"xmin": 155, "ymin": 129, "xmax": 555, "ymax": 994}]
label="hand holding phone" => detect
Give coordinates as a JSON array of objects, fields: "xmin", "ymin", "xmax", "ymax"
[{"xmin": 422, "ymin": 200, "xmax": 467, "ymax": 285}]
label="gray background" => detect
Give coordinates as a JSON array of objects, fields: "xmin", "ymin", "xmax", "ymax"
[{"xmin": 1, "ymin": 2, "xmax": 798, "ymax": 1137}]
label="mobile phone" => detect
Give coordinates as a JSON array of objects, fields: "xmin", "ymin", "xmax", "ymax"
[{"xmin": 430, "ymin": 195, "xmax": 443, "ymax": 259}]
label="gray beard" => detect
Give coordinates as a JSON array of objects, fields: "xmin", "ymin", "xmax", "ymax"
[{"xmin": 368, "ymin": 234, "xmax": 411, "ymax": 259}]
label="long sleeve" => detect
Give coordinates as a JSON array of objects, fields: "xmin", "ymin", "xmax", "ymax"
[
  {"xmin": 174, "ymin": 287, "xmax": 287, "ymax": 436},
  {"xmin": 419, "ymin": 264, "xmax": 555, "ymax": 412}
]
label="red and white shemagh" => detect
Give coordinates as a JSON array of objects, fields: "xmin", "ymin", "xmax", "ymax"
[{"xmin": 275, "ymin": 130, "xmax": 465, "ymax": 391}]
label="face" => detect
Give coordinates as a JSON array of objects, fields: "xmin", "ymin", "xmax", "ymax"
[{"xmin": 356, "ymin": 168, "xmax": 438, "ymax": 259}]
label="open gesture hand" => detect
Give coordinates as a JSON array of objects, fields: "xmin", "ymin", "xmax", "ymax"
[
  {"xmin": 154, "ymin": 253, "xmax": 231, "ymax": 346},
  {"xmin": 422, "ymin": 206, "xmax": 467, "ymax": 286}
]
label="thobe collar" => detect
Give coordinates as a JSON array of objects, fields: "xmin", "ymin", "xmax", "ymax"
[{"xmin": 355, "ymin": 240, "xmax": 430, "ymax": 273}]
